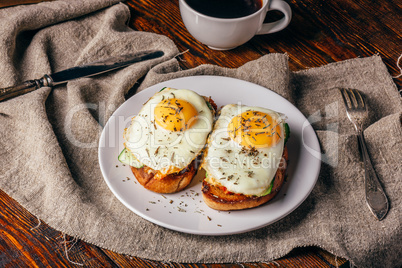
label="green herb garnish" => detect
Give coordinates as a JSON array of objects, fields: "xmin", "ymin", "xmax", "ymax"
[{"xmin": 206, "ymin": 100, "xmax": 213, "ymax": 111}]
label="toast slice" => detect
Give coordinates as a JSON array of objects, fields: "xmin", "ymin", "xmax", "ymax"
[
  {"xmin": 124, "ymin": 95, "xmax": 217, "ymax": 194},
  {"xmin": 131, "ymin": 157, "xmax": 200, "ymax": 193},
  {"xmin": 202, "ymin": 146, "xmax": 288, "ymax": 210}
]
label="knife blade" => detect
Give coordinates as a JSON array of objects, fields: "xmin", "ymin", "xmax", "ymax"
[{"xmin": 0, "ymin": 50, "xmax": 164, "ymax": 102}]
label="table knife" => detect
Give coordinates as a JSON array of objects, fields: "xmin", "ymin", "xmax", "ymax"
[{"xmin": 0, "ymin": 50, "xmax": 164, "ymax": 102}]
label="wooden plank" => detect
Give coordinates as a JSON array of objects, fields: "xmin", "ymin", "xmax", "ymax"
[
  {"xmin": 0, "ymin": 189, "xmax": 118, "ymax": 267},
  {"xmin": 127, "ymin": 0, "xmax": 402, "ymax": 89}
]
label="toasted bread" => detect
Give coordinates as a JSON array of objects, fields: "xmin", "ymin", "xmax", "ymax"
[
  {"xmin": 202, "ymin": 147, "xmax": 288, "ymax": 210},
  {"xmin": 128, "ymin": 96, "xmax": 217, "ymax": 194},
  {"xmin": 131, "ymin": 158, "xmax": 200, "ymax": 194}
]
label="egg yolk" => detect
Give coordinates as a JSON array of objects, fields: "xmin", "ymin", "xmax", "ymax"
[
  {"xmin": 154, "ymin": 98, "xmax": 198, "ymax": 131},
  {"xmin": 227, "ymin": 111, "xmax": 282, "ymax": 148}
]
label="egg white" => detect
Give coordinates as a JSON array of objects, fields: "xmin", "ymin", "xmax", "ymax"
[
  {"xmin": 202, "ymin": 104, "xmax": 286, "ymax": 196},
  {"xmin": 124, "ymin": 88, "xmax": 214, "ymax": 174}
]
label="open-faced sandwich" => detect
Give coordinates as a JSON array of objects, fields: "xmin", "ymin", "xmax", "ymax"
[
  {"xmin": 201, "ymin": 104, "xmax": 289, "ymax": 210},
  {"xmin": 119, "ymin": 87, "xmax": 216, "ymax": 193}
]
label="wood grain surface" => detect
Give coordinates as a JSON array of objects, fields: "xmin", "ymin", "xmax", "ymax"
[{"xmin": 1, "ymin": 0, "xmax": 401, "ymax": 267}]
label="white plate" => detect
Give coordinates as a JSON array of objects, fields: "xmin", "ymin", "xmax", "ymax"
[{"xmin": 99, "ymin": 76, "xmax": 321, "ymax": 235}]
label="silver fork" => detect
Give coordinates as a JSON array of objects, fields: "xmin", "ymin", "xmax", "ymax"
[{"xmin": 339, "ymin": 88, "xmax": 389, "ymax": 221}]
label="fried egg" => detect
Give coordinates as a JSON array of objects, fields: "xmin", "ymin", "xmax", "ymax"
[
  {"xmin": 124, "ymin": 87, "xmax": 214, "ymax": 177},
  {"xmin": 202, "ymin": 104, "xmax": 286, "ymax": 196}
]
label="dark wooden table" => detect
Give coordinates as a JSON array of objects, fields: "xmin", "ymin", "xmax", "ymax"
[{"xmin": 1, "ymin": 0, "xmax": 400, "ymax": 267}]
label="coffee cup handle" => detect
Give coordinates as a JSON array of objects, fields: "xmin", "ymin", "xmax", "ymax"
[{"xmin": 256, "ymin": 0, "xmax": 292, "ymax": 35}]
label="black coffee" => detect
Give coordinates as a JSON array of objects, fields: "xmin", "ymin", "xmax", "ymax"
[{"xmin": 185, "ymin": 0, "xmax": 263, "ymax": 19}]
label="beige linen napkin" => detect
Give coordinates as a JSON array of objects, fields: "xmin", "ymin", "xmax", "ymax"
[{"xmin": 0, "ymin": 1, "xmax": 401, "ymax": 268}]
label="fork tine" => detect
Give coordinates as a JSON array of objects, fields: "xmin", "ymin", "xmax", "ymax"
[
  {"xmin": 345, "ymin": 88, "xmax": 359, "ymax": 109},
  {"xmin": 352, "ymin": 88, "xmax": 366, "ymax": 109},
  {"xmin": 339, "ymin": 88, "xmax": 351, "ymax": 110}
]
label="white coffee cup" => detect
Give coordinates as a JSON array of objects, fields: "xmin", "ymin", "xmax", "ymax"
[{"xmin": 179, "ymin": 0, "xmax": 292, "ymax": 50}]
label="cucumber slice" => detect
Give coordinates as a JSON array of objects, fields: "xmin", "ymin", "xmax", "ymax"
[
  {"xmin": 206, "ymin": 100, "xmax": 213, "ymax": 111},
  {"xmin": 118, "ymin": 148, "xmax": 144, "ymax": 168}
]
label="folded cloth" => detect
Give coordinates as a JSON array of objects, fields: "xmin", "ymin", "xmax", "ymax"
[{"xmin": 0, "ymin": 1, "xmax": 401, "ymax": 268}]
